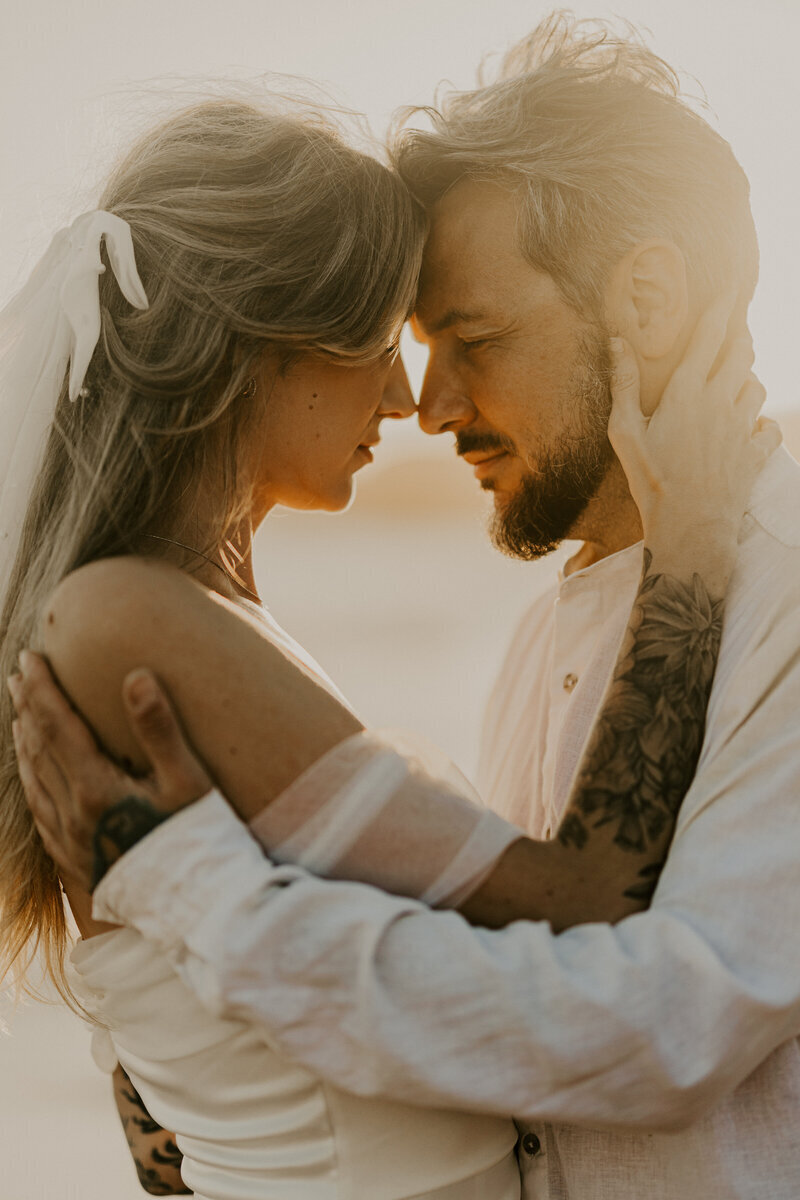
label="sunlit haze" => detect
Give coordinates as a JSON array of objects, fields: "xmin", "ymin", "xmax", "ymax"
[
  {"xmin": 2, "ymin": 7, "xmax": 798, "ymax": 1195},
  {"xmin": 2, "ymin": 0, "xmax": 799, "ymax": 430}
]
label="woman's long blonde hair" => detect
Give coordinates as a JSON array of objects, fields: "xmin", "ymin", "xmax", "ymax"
[{"xmin": 0, "ymin": 97, "xmax": 426, "ymax": 1004}]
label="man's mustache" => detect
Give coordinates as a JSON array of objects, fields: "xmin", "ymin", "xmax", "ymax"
[{"xmin": 455, "ymin": 431, "xmax": 517, "ymax": 458}]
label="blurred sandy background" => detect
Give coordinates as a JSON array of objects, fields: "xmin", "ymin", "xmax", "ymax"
[{"xmin": 3, "ymin": 0, "xmax": 800, "ymax": 1195}]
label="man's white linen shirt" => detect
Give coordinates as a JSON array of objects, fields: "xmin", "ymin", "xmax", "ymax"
[{"xmin": 93, "ymin": 446, "xmax": 800, "ymax": 1200}]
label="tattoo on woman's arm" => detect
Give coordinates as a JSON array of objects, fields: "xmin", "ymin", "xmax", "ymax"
[
  {"xmin": 559, "ymin": 548, "xmax": 725, "ymax": 890},
  {"xmin": 91, "ymin": 797, "xmax": 170, "ymax": 891}
]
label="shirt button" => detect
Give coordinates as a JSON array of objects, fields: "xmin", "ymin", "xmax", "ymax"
[
  {"xmin": 562, "ymin": 673, "xmax": 578, "ymax": 693},
  {"xmin": 521, "ymin": 1132, "xmax": 542, "ymax": 1157}
]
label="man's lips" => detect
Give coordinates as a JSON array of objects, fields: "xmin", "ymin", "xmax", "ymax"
[{"xmin": 461, "ymin": 449, "xmax": 510, "ymax": 479}]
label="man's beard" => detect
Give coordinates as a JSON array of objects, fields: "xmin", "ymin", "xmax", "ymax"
[{"xmin": 462, "ymin": 328, "xmax": 615, "ymax": 562}]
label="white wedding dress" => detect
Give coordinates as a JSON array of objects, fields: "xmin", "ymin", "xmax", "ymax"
[{"xmin": 68, "ymin": 602, "xmax": 524, "ymax": 1200}]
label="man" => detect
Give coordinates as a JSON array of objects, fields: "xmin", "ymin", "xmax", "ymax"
[{"xmin": 12, "ymin": 16, "xmax": 800, "ymax": 1198}]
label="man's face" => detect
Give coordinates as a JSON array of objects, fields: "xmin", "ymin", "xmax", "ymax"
[{"xmin": 413, "ymin": 179, "xmax": 614, "ymax": 559}]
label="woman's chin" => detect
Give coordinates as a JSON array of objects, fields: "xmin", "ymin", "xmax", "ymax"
[
  {"xmin": 285, "ymin": 480, "xmax": 356, "ymax": 515},
  {"xmin": 328, "ymin": 478, "xmax": 358, "ymax": 514}
]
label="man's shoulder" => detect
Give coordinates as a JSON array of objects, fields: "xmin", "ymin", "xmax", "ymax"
[
  {"xmin": 743, "ymin": 446, "xmax": 800, "ymax": 552},
  {"xmin": 725, "ymin": 450, "xmax": 800, "ymax": 638},
  {"xmin": 702, "ymin": 454, "xmax": 800, "ymax": 730}
]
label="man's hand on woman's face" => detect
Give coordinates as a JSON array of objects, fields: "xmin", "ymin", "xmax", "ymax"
[{"xmin": 7, "ymin": 653, "xmax": 213, "ymax": 892}]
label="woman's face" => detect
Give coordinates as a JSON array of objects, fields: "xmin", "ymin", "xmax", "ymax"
[{"xmin": 252, "ymin": 351, "xmax": 416, "ymax": 514}]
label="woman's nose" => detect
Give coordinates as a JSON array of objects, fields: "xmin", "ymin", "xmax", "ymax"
[{"xmin": 378, "ymin": 355, "xmax": 417, "ymax": 420}]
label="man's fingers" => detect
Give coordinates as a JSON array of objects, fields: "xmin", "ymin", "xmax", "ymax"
[
  {"xmin": 16, "ymin": 651, "xmax": 100, "ymax": 774},
  {"xmin": 14, "ymin": 718, "xmax": 61, "ymax": 838},
  {"xmin": 123, "ymin": 670, "xmax": 212, "ymax": 803},
  {"xmin": 15, "ymin": 704, "xmax": 73, "ymax": 810}
]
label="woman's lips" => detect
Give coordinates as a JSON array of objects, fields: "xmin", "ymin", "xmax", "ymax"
[{"xmin": 354, "ymin": 444, "xmax": 375, "ymax": 466}]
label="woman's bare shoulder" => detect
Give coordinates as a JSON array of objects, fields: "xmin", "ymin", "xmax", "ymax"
[
  {"xmin": 42, "ymin": 555, "xmax": 222, "ymax": 639},
  {"xmin": 37, "ymin": 557, "xmax": 361, "ymax": 810},
  {"xmin": 39, "ymin": 556, "xmax": 297, "ymax": 674}
]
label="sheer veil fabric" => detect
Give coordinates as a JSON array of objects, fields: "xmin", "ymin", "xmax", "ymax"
[
  {"xmin": 0, "ymin": 213, "xmax": 147, "ymax": 613},
  {"xmin": 251, "ymin": 729, "xmax": 524, "ymax": 908}
]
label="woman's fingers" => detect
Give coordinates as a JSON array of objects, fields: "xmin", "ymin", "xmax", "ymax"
[
  {"xmin": 735, "ymin": 373, "xmax": 767, "ymax": 425},
  {"xmin": 679, "ymin": 290, "xmax": 739, "ymax": 381},
  {"xmin": 752, "ymin": 416, "xmax": 782, "ymax": 458},
  {"xmin": 607, "ymin": 338, "xmax": 646, "ymax": 451},
  {"xmin": 122, "ymin": 670, "xmax": 213, "ymax": 807},
  {"xmin": 710, "ymin": 334, "xmax": 755, "ymax": 402},
  {"xmin": 733, "ymin": 377, "xmax": 781, "ymax": 466}
]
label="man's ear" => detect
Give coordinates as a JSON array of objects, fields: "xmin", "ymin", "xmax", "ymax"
[{"xmin": 605, "ymin": 240, "xmax": 689, "ymax": 360}]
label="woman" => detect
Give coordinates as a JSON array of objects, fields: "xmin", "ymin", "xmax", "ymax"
[{"xmin": 1, "ymin": 97, "xmax": 774, "ymax": 1198}]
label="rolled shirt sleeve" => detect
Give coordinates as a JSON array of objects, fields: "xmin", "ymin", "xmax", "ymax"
[
  {"xmin": 92, "ymin": 496, "xmax": 800, "ymax": 1133},
  {"xmin": 93, "ymin": 653, "xmax": 800, "ymax": 1132}
]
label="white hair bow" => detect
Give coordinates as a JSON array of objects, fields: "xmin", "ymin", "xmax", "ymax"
[
  {"xmin": 61, "ymin": 212, "xmax": 150, "ymax": 401},
  {"xmin": 0, "ymin": 210, "xmax": 149, "ymax": 611}
]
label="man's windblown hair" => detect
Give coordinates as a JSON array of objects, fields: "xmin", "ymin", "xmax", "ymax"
[{"xmin": 393, "ymin": 11, "xmax": 758, "ymax": 316}]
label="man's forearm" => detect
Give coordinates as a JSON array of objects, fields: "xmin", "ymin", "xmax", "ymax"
[
  {"xmin": 92, "ymin": 588, "xmax": 800, "ymax": 1131},
  {"xmin": 92, "ymin": 750, "xmax": 800, "ymax": 1132},
  {"xmin": 112, "ymin": 1065, "xmax": 191, "ymax": 1195}
]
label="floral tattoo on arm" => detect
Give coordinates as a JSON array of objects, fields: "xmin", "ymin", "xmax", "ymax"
[
  {"xmin": 558, "ymin": 548, "xmax": 725, "ymax": 902},
  {"xmin": 90, "ymin": 797, "xmax": 170, "ymax": 891}
]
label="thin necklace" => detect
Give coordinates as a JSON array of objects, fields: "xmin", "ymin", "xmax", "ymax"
[{"xmin": 143, "ymin": 533, "xmax": 261, "ymax": 605}]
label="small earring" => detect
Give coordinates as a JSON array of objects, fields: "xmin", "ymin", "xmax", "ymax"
[{"xmin": 240, "ymin": 377, "xmax": 257, "ymax": 399}]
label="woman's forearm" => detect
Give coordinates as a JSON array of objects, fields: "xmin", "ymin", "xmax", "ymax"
[{"xmin": 460, "ymin": 541, "xmax": 730, "ymax": 931}]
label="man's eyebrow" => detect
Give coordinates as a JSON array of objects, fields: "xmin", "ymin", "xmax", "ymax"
[{"xmin": 417, "ymin": 308, "xmax": 490, "ymax": 336}]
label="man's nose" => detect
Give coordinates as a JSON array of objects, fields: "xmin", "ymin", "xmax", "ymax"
[
  {"xmin": 418, "ymin": 364, "xmax": 475, "ymax": 436},
  {"xmin": 379, "ymin": 355, "xmax": 417, "ymax": 420}
]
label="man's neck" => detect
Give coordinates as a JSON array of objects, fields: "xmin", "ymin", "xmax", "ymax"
[{"xmin": 563, "ymin": 459, "xmax": 643, "ymax": 577}]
